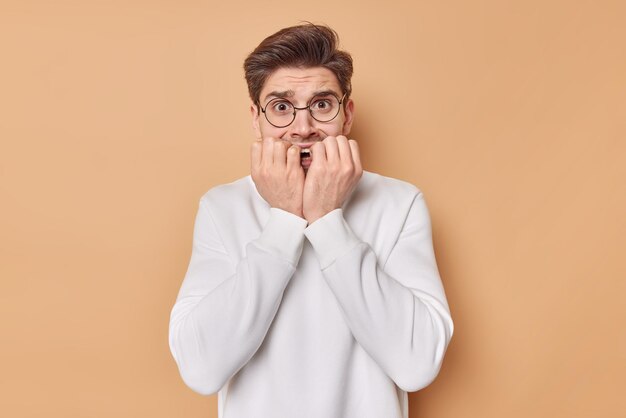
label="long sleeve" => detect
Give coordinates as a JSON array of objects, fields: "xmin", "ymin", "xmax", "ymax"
[
  {"xmin": 168, "ymin": 198, "xmax": 308, "ymax": 395},
  {"xmin": 303, "ymin": 191, "xmax": 453, "ymax": 392}
]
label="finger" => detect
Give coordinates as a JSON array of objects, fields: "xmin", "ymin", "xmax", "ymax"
[
  {"xmin": 286, "ymin": 145, "xmax": 301, "ymax": 171},
  {"xmin": 262, "ymin": 137, "xmax": 275, "ymax": 167},
  {"xmin": 251, "ymin": 141, "xmax": 262, "ymax": 173},
  {"xmin": 336, "ymin": 135, "xmax": 352, "ymax": 164},
  {"xmin": 311, "ymin": 141, "xmax": 327, "ymax": 166},
  {"xmin": 323, "ymin": 136, "xmax": 339, "ymax": 164},
  {"xmin": 348, "ymin": 139, "xmax": 362, "ymax": 172},
  {"xmin": 273, "ymin": 139, "xmax": 288, "ymax": 168}
]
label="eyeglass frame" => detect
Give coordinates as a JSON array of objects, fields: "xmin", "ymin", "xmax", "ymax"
[{"xmin": 258, "ymin": 92, "xmax": 347, "ymax": 128}]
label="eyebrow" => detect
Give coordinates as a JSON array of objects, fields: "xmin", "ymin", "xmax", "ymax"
[
  {"xmin": 263, "ymin": 90, "xmax": 295, "ymax": 103},
  {"xmin": 262, "ymin": 89, "xmax": 341, "ymax": 105}
]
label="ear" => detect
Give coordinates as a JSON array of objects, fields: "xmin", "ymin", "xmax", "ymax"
[
  {"xmin": 341, "ymin": 98, "xmax": 355, "ymax": 136},
  {"xmin": 250, "ymin": 103, "xmax": 262, "ymax": 139}
]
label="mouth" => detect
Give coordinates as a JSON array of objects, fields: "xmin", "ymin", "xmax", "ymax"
[
  {"xmin": 299, "ymin": 148, "xmax": 312, "ymax": 170},
  {"xmin": 300, "ymin": 149, "xmax": 311, "ymax": 160}
]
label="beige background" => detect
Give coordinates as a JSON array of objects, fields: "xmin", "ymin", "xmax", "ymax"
[{"xmin": 1, "ymin": 0, "xmax": 624, "ymax": 417}]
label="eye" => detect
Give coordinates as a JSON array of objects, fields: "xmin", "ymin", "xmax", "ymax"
[
  {"xmin": 269, "ymin": 100, "xmax": 293, "ymax": 114},
  {"xmin": 310, "ymin": 95, "xmax": 338, "ymax": 114},
  {"xmin": 311, "ymin": 98, "xmax": 331, "ymax": 110}
]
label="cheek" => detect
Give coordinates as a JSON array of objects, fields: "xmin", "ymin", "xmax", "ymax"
[
  {"xmin": 259, "ymin": 120, "xmax": 288, "ymax": 139},
  {"xmin": 323, "ymin": 120, "xmax": 346, "ymax": 137}
]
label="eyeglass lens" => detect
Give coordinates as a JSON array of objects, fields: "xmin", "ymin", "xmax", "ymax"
[{"xmin": 264, "ymin": 94, "xmax": 341, "ymax": 128}]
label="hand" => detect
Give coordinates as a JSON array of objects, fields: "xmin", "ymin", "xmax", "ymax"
[
  {"xmin": 303, "ymin": 136, "xmax": 363, "ymax": 224},
  {"xmin": 251, "ymin": 137, "xmax": 305, "ymax": 218}
]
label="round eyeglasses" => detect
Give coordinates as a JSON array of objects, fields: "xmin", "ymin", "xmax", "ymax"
[{"xmin": 260, "ymin": 93, "xmax": 346, "ymax": 128}]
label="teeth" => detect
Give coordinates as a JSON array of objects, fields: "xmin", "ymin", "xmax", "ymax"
[{"xmin": 300, "ymin": 149, "xmax": 311, "ymax": 158}]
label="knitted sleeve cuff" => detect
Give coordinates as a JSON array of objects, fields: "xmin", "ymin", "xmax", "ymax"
[
  {"xmin": 304, "ymin": 208, "xmax": 362, "ymax": 269},
  {"xmin": 256, "ymin": 208, "xmax": 308, "ymax": 266}
]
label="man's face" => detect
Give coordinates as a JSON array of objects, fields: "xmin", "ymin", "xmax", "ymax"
[{"xmin": 251, "ymin": 66, "xmax": 354, "ymax": 171}]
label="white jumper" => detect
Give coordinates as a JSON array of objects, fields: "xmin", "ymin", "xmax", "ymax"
[{"xmin": 169, "ymin": 171, "xmax": 453, "ymax": 418}]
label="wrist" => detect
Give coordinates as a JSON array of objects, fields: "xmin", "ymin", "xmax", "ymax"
[
  {"xmin": 276, "ymin": 204, "xmax": 303, "ymax": 219},
  {"xmin": 304, "ymin": 206, "xmax": 335, "ymax": 224}
]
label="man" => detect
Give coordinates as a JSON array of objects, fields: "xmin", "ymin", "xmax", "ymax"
[{"xmin": 169, "ymin": 23, "xmax": 453, "ymax": 418}]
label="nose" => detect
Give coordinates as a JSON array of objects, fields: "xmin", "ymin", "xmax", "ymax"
[{"xmin": 289, "ymin": 107, "xmax": 317, "ymax": 139}]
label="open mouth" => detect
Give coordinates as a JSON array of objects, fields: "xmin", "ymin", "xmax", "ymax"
[{"xmin": 300, "ymin": 149, "xmax": 311, "ymax": 159}]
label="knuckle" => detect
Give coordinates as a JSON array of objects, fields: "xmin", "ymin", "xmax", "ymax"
[
  {"xmin": 251, "ymin": 168, "xmax": 263, "ymax": 180},
  {"xmin": 342, "ymin": 164, "xmax": 354, "ymax": 176}
]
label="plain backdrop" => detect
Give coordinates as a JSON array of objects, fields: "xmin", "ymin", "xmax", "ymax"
[{"xmin": 1, "ymin": 1, "xmax": 624, "ymax": 417}]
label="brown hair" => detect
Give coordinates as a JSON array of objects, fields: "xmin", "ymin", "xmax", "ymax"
[{"xmin": 243, "ymin": 23, "xmax": 353, "ymax": 108}]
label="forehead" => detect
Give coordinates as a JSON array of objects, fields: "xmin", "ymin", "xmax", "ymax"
[{"xmin": 260, "ymin": 67, "xmax": 341, "ymax": 102}]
